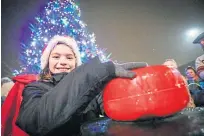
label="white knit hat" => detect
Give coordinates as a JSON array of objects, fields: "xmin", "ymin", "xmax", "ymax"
[{"xmin": 40, "ymin": 35, "xmax": 82, "ymax": 70}]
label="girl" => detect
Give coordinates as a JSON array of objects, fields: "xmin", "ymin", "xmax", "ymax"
[{"xmin": 16, "ymin": 35, "xmax": 147, "ymax": 136}]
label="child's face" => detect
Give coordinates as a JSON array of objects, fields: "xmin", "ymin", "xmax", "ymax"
[
  {"xmin": 163, "ymin": 61, "xmax": 177, "ymax": 69},
  {"xmin": 48, "ymin": 44, "xmax": 77, "ymax": 74},
  {"xmin": 186, "ymin": 69, "xmax": 196, "ymax": 79},
  {"xmin": 200, "ymin": 38, "xmax": 204, "ymax": 46},
  {"xmin": 200, "ymin": 38, "xmax": 204, "ymax": 49}
]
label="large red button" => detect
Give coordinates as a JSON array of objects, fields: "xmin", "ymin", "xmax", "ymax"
[{"xmin": 103, "ymin": 65, "xmax": 189, "ymax": 121}]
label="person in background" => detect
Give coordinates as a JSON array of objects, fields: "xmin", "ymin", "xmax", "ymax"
[
  {"xmin": 163, "ymin": 59, "xmax": 195, "ymax": 108},
  {"xmin": 1, "ymin": 77, "xmax": 14, "ymax": 106},
  {"xmin": 193, "ymin": 32, "xmax": 204, "ymax": 80},
  {"xmin": 185, "ymin": 66, "xmax": 204, "ymax": 107},
  {"xmin": 185, "ymin": 66, "xmax": 201, "ymax": 89},
  {"xmin": 191, "ymin": 32, "xmax": 204, "ymax": 107},
  {"xmin": 163, "ymin": 59, "xmax": 178, "ymax": 69},
  {"xmin": 16, "ymin": 35, "xmax": 148, "ymax": 136}
]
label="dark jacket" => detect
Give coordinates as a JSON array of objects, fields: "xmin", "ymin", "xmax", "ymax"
[
  {"xmin": 16, "ymin": 57, "xmax": 115, "ymax": 136},
  {"xmin": 188, "ymin": 79, "xmax": 204, "ymax": 107},
  {"xmin": 190, "ymin": 89, "xmax": 204, "ymax": 107}
]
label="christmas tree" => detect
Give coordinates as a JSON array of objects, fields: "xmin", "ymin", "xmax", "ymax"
[{"xmin": 13, "ymin": 0, "xmax": 110, "ymax": 75}]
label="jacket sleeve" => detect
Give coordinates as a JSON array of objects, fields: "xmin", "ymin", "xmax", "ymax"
[
  {"xmin": 16, "ymin": 57, "xmax": 115, "ymax": 136},
  {"xmin": 82, "ymin": 91, "xmax": 105, "ymax": 117}
]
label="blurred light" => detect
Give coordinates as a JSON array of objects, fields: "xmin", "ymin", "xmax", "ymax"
[
  {"xmin": 44, "ymin": 38, "xmax": 48, "ymax": 42},
  {"xmin": 186, "ymin": 28, "xmax": 200, "ymax": 38},
  {"xmin": 81, "ymin": 52, "xmax": 85, "ymax": 58}
]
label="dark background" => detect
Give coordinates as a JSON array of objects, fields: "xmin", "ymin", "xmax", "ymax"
[{"xmin": 2, "ymin": 0, "xmax": 204, "ymax": 77}]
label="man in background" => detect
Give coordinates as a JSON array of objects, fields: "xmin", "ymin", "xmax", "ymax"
[
  {"xmin": 193, "ymin": 32, "xmax": 204, "ymax": 80},
  {"xmin": 192, "ymin": 32, "xmax": 204, "ymax": 106}
]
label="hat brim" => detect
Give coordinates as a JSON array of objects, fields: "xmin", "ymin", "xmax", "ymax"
[{"xmin": 193, "ymin": 32, "xmax": 204, "ymax": 44}]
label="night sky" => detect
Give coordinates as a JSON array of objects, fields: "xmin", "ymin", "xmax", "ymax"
[{"xmin": 2, "ymin": 0, "xmax": 204, "ymax": 77}]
